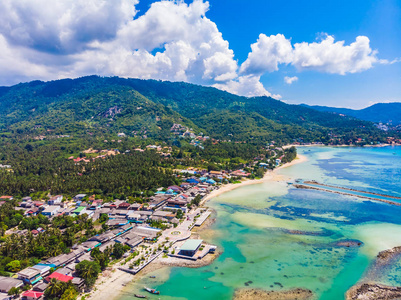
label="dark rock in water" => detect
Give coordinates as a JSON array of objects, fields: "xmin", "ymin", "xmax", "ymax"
[
  {"xmin": 244, "ymin": 282, "xmax": 249, "ymax": 286},
  {"xmin": 215, "ymin": 267, "xmax": 218, "ymax": 269},
  {"xmin": 274, "ymin": 282, "xmax": 283, "ymax": 288},
  {"xmin": 270, "ymin": 285, "xmax": 274, "ymax": 288},
  {"xmin": 220, "ymin": 272, "xmax": 224, "ymax": 275},
  {"xmin": 240, "ymin": 266, "xmax": 244, "ymax": 269},
  {"xmin": 283, "ymin": 275, "xmax": 288, "ymax": 278},
  {"xmin": 249, "ymin": 261, "xmax": 254, "ymax": 263},
  {"xmin": 333, "ymin": 239, "xmax": 364, "ymax": 248}
]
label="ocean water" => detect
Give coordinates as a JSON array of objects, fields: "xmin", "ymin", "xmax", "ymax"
[{"xmin": 119, "ymin": 146, "xmax": 401, "ymax": 300}]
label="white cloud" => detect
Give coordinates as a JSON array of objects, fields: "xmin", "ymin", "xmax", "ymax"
[
  {"xmin": 241, "ymin": 34, "xmax": 380, "ymax": 76},
  {"xmin": 240, "ymin": 34, "xmax": 293, "ymax": 75},
  {"xmin": 213, "ymin": 75, "xmax": 281, "ymax": 99},
  {"xmin": 284, "ymin": 76, "xmax": 298, "ymax": 84},
  {"xmin": 0, "ymin": 0, "xmax": 391, "ymax": 99},
  {"xmin": 292, "ymin": 35, "xmax": 377, "ymax": 74}
]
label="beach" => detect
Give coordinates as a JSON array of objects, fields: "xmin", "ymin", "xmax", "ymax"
[
  {"xmin": 201, "ymin": 154, "xmax": 307, "ymax": 204},
  {"xmin": 85, "ymin": 153, "xmax": 307, "ymax": 300}
]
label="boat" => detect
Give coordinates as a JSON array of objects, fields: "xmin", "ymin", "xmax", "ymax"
[
  {"xmin": 135, "ymin": 294, "xmax": 147, "ymax": 299},
  {"xmin": 144, "ymin": 287, "xmax": 160, "ymax": 295},
  {"xmin": 149, "ymin": 275, "xmax": 156, "ymax": 278}
]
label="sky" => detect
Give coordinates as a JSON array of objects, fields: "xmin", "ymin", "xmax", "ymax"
[{"xmin": 0, "ymin": 0, "xmax": 400, "ymax": 108}]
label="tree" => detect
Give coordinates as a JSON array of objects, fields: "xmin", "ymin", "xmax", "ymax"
[
  {"xmin": 8, "ymin": 287, "xmax": 21, "ymax": 298},
  {"xmin": 75, "ymin": 260, "xmax": 101, "ymax": 288},
  {"xmin": 112, "ymin": 243, "xmax": 126, "ymax": 259},
  {"xmin": 60, "ymin": 286, "xmax": 78, "ymax": 300},
  {"xmin": 176, "ymin": 209, "xmax": 183, "ymax": 219},
  {"xmin": 6, "ymin": 260, "xmax": 21, "ymax": 272},
  {"xmin": 45, "ymin": 278, "xmax": 65, "ymax": 299}
]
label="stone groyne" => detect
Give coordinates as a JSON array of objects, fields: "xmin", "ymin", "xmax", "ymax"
[{"xmin": 294, "ymin": 184, "xmax": 401, "ymax": 206}]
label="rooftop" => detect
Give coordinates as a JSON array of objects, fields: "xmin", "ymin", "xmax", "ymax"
[{"xmin": 180, "ymin": 239, "xmax": 203, "ymax": 251}]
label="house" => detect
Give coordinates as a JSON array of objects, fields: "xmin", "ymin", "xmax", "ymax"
[
  {"xmin": 17, "ymin": 268, "xmax": 42, "ymax": 285},
  {"xmin": 72, "ymin": 206, "xmax": 87, "ymax": 216},
  {"xmin": 209, "ymin": 171, "xmax": 222, "ymax": 176},
  {"xmin": 275, "ymin": 159, "xmax": 282, "ymax": 166},
  {"xmin": 179, "ymin": 239, "xmax": 203, "ymax": 256},
  {"xmin": 41, "ymin": 205, "xmax": 60, "ymax": 217},
  {"xmin": 231, "ymin": 170, "xmax": 251, "ymax": 177},
  {"xmin": 168, "ymin": 185, "xmax": 182, "ymax": 192},
  {"xmin": 48, "ymin": 195, "xmax": 63, "ymax": 205},
  {"xmin": 187, "ymin": 178, "xmax": 200, "ymax": 184},
  {"xmin": 118, "ymin": 202, "xmax": 130, "ymax": 209},
  {"xmin": 73, "ymin": 194, "xmax": 87, "ymax": 201},
  {"xmin": 45, "ymin": 272, "xmax": 74, "ymax": 283},
  {"xmin": 21, "ymin": 290, "xmax": 43, "ymax": 300},
  {"xmin": 206, "ymin": 179, "xmax": 216, "ymax": 185},
  {"xmin": 22, "ymin": 196, "xmax": 32, "ymax": 202},
  {"xmin": 31, "ymin": 264, "xmax": 52, "ymax": 277},
  {"xmin": 89, "ymin": 200, "xmax": 103, "ymax": 210},
  {"xmin": 0, "ymin": 277, "xmax": 24, "ymax": 293},
  {"xmin": 0, "ymin": 196, "xmax": 13, "ymax": 201},
  {"xmin": 32, "ymin": 282, "xmax": 49, "ymax": 292}
]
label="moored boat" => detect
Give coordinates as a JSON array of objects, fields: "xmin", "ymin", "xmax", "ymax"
[
  {"xmin": 135, "ymin": 294, "xmax": 147, "ymax": 299},
  {"xmin": 144, "ymin": 286, "xmax": 160, "ymax": 295}
]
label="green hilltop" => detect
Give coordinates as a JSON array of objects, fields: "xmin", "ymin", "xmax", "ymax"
[{"xmin": 0, "ymin": 75, "xmax": 390, "ymax": 145}]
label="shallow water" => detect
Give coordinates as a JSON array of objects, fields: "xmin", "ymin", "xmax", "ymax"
[{"xmin": 119, "ymin": 146, "xmax": 401, "ymax": 300}]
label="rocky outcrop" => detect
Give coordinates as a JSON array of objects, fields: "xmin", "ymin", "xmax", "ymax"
[
  {"xmin": 346, "ymin": 283, "xmax": 401, "ymax": 300},
  {"xmin": 233, "ymin": 288, "xmax": 313, "ymax": 300}
]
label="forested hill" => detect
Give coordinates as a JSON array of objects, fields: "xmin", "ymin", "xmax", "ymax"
[
  {"xmin": 0, "ymin": 76, "xmax": 390, "ymax": 145},
  {"xmin": 302, "ymin": 103, "xmax": 401, "ymax": 125}
]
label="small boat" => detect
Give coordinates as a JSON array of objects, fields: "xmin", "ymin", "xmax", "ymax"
[
  {"xmin": 135, "ymin": 294, "xmax": 147, "ymax": 299},
  {"xmin": 149, "ymin": 275, "xmax": 156, "ymax": 278},
  {"xmin": 144, "ymin": 287, "xmax": 160, "ymax": 295}
]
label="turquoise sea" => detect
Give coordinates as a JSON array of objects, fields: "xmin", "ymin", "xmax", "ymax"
[{"xmin": 119, "ymin": 146, "xmax": 401, "ymax": 300}]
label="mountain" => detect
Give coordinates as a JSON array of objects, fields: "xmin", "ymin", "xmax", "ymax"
[
  {"xmin": 302, "ymin": 103, "xmax": 401, "ymax": 125},
  {"xmin": 0, "ymin": 76, "xmax": 390, "ymax": 145}
]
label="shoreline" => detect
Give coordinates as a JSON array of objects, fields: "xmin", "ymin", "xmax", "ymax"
[
  {"xmin": 201, "ymin": 154, "xmax": 307, "ymax": 204},
  {"xmin": 86, "ymin": 153, "xmax": 308, "ymax": 300}
]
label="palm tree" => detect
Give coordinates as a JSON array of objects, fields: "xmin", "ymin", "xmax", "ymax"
[{"xmin": 46, "ymin": 278, "xmax": 64, "ymax": 298}]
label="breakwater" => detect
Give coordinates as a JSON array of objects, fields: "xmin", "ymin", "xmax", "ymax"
[{"xmin": 294, "ymin": 182, "xmax": 401, "ymax": 206}]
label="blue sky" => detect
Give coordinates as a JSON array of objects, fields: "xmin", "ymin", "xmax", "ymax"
[{"xmin": 0, "ymin": 0, "xmax": 399, "ymax": 108}]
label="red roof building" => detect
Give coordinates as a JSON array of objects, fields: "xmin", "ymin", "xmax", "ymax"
[
  {"xmin": 45, "ymin": 272, "xmax": 74, "ymax": 283},
  {"xmin": 22, "ymin": 290, "xmax": 43, "ymax": 300}
]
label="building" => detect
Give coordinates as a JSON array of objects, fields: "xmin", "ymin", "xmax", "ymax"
[
  {"xmin": 21, "ymin": 290, "xmax": 44, "ymax": 300},
  {"xmin": 73, "ymin": 194, "xmax": 87, "ymax": 201},
  {"xmin": 179, "ymin": 239, "xmax": 203, "ymax": 256},
  {"xmin": 0, "ymin": 196, "xmax": 13, "ymax": 201},
  {"xmin": 41, "ymin": 205, "xmax": 60, "ymax": 217},
  {"xmin": 31, "ymin": 264, "xmax": 52, "ymax": 277},
  {"xmin": 45, "ymin": 272, "xmax": 74, "ymax": 283},
  {"xmin": 72, "ymin": 206, "xmax": 87, "ymax": 216},
  {"xmin": 0, "ymin": 277, "xmax": 24, "ymax": 293},
  {"xmin": 48, "ymin": 195, "xmax": 63, "ymax": 205},
  {"xmin": 17, "ymin": 267, "xmax": 42, "ymax": 285}
]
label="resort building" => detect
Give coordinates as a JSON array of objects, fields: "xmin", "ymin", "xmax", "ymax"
[{"xmin": 179, "ymin": 239, "xmax": 203, "ymax": 256}]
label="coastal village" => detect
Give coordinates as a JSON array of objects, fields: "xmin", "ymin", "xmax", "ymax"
[{"xmin": 0, "ymin": 148, "xmax": 296, "ymax": 300}]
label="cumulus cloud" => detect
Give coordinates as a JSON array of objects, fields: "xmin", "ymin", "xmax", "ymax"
[
  {"xmin": 241, "ymin": 34, "xmax": 380, "ymax": 76},
  {"xmin": 284, "ymin": 76, "xmax": 298, "ymax": 84},
  {"xmin": 0, "ymin": 0, "xmax": 391, "ymax": 99},
  {"xmin": 0, "ymin": 0, "xmax": 242, "ymax": 90},
  {"xmin": 214, "ymin": 75, "xmax": 281, "ymax": 99},
  {"xmin": 240, "ymin": 34, "xmax": 293, "ymax": 75}
]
